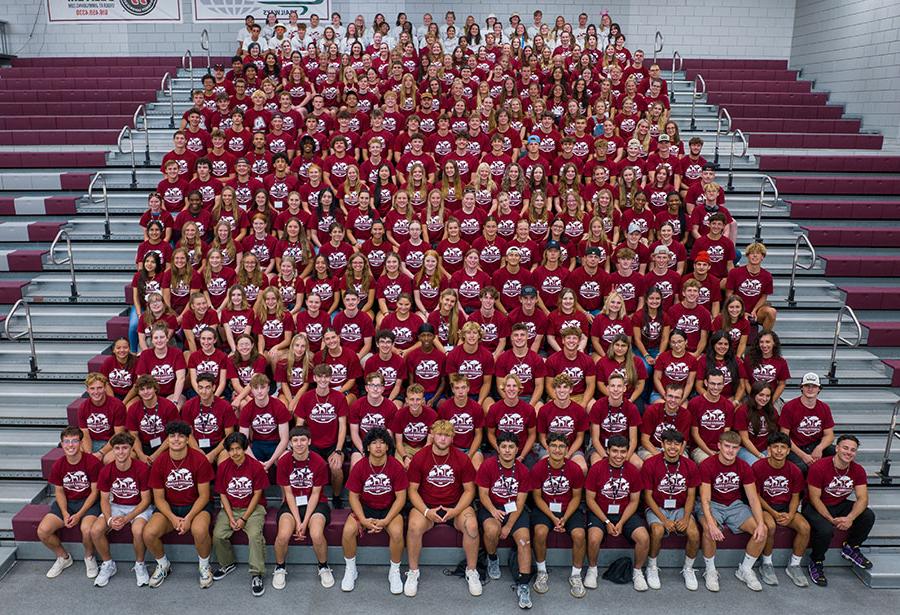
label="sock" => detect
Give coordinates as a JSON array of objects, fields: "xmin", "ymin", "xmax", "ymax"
[
  {"xmin": 588, "ymin": 565, "xmax": 598, "ymax": 575},
  {"xmin": 571, "ymin": 566, "xmax": 582, "ymax": 577},
  {"xmin": 684, "ymin": 556, "xmax": 695, "ymax": 570},
  {"xmin": 741, "ymin": 554, "xmax": 758, "ymax": 572},
  {"xmin": 536, "ymin": 561, "xmax": 547, "ymax": 573},
  {"xmin": 318, "ymin": 562, "xmax": 329, "ymax": 570},
  {"xmin": 198, "ymin": 556, "xmax": 210, "ymax": 568},
  {"xmin": 648, "ymin": 557, "xmax": 658, "ymax": 569},
  {"xmin": 275, "ymin": 563, "xmax": 285, "ymax": 570},
  {"xmin": 704, "ymin": 556, "xmax": 716, "ymax": 571},
  {"xmin": 156, "ymin": 555, "xmax": 170, "ymax": 569},
  {"xmin": 790, "ymin": 554, "xmax": 802, "ymax": 567},
  {"xmin": 84, "ymin": 554, "xmax": 95, "ymax": 561},
  {"xmin": 517, "ymin": 571, "xmax": 532, "ymax": 585},
  {"xmin": 762, "ymin": 554, "xmax": 773, "ymax": 565},
  {"xmin": 344, "ymin": 557, "xmax": 356, "ymax": 570},
  {"xmin": 487, "ymin": 552, "xmax": 498, "ymax": 561},
  {"xmin": 390, "ymin": 561, "xmax": 401, "ymax": 571}
]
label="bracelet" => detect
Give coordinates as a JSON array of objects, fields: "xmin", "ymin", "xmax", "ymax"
[
  {"xmin": 605, "ymin": 518, "xmax": 613, "ymax": 525},
  {"xmin": 107, "ymin": 516, "xmax": 113, "ymax": 527},
  {"xmin": 423, "ymin": 508, "xmax": 430, "ymax": 518}
]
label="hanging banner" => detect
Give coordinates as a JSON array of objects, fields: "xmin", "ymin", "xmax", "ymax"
[
  {"xmin": 47, "ymin": 0, "xmax": 182, "ymax": 22},
  {"xmin": 194, "ymin": 0, "xmax": 331, "ymax": 22}
]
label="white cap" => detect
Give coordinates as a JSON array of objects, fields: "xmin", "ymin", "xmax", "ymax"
[{"xmin": 801, "ymin": 372, "xmax": 821, "ymax": 387}]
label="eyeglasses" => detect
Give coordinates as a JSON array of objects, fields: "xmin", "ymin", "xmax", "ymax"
[{"xmin": 62, "ymin": 438, "xmax": 81, "ymax": 445}]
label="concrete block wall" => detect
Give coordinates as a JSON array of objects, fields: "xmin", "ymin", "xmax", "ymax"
[
  {"xmin": 6, "ymin": 0, "xmax": 793, "ymax": 59},
  {"xmin": 790, "ymin": 0, "xmax": 900, "ymax": 141}
]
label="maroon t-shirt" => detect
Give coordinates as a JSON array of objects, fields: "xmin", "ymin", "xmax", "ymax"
[
  {"xmin": 404, "ymin": 347, "xmax": 446, "ymax": 394},
  {"xmin": 530, "ymin": 457, "xmax": 585, "ymax": 511},
  {"xmin": 641, "ymin": 453, "xmax": 700, "ymax": 510},
  {"xmin": 390, "ymin": 406, "xmax": 438, "ymax": 448},
  {"xmin": 699, "ymin": 455, "xmax": 755, "ymax": 506},
  {"xmin": 726, "ymin": 266, "xmax": 774, "ymax": 309},
  {"xmin": 437, "ymin": 397, "xmax": 485, "ymax": 450},
  {"xmin": 125, "ymin": 398, "xmax": 181, "ymax": 446},
  {"xmin": 585, "ymin": 459, "xmax": 643, "ymax": 514},
  {"xmin": 666, "ymin": 303, "xmax": 712, "ymax": 353},
  {"xmin": 445, "ymin": 345, "xmax": 494, "ymax": 393},
  {"xmin": 537, "ymin": 401, "xmax": 588, "ymax": 446},
  {"xmin": 589, "ymin": 398, "xmax": 641, "ymax": 447},
  {"xmin": 364, "ymin": 352, "xmax": 407, "ymax": 391},
  {"xmin": 688, "ymin": 395, "xmax": 735, "ymax": 452},
  {"xmin": 807, "ymin": 457, "xmax": 868, "ymax": 506},
  {"xmin": 475, "ymin": 456, "xmax": 531, "ymax": 508},
  {"xmin": 641, "ymin": 403, "xmax": 693, "ymax": 449},
  {"xmin": 494, "ymin": 350, "xmax": 546, "ymax": 397},
  {"xmin": 590, "ymin": 314, "xmax": 631, "ymax": 354},
  {"xmin": 566, "ymin": 266, "xmax": 608, "ymax": 312},
  {"xmin": 654, "ymin": 351, "xmax": 697, "ymax": 391},
  {"xmin": 346, "ymin": 456, "xmax": 409, "ymax": 510},
  {"xmin": 733, "ymin": 404, "xmax": 774, "ymax": 453},
  {"xmin": 294, "ymin": 389, "xmax": 349, "ymax": 449},
  {"xmin": 545, "ymin": 350, "xmax": 595, "ymax": 396},
  {"xmin": 752, "ymin": 459, "xmax": 805, "ymax": 507},
  {"xmin": 778, "ymin": 398, "xmax": 835, "ymax": 448},
  {"xmin": 348, "ymin": 397, "xmax": 397, "ymax": 440},
  {"xmin": 101, "ymin": 355, "xmax": 137, "ymax": 399},
  {"xmin": 216, "ymin": 456, "xmax": 270, "ymax": 508},
  {"xmin": 135, "ymin": 347, "xmax": 186, "ymax": 397},
  {"xmin": 148, "ymin": 448, "xmax": 214, "ymax": 507},
  {"xmin": 98, "ymin": 460, "xmax": 150, "ymax": 506},
  {"xmin": 607, "ymin": 271, "xmax": 645, "ymax": 314},
  {"xmin": 746, "ymin": 356, "xmax": 791, "ymax": 388},
  {"xmin": 276, "ymin": 451, "xmax": 329, "ymax": 499},
  {"xmin": 332, "ymin": 310, "xmax": 375, "ymax": 354},
  {"xmin": 407, "ymin": 446, "xmax": 476, "ymax": 508},
  {"xmin": 240, "ymin": 396, "xmax": 291, "ymax": 442},
  {"xmin": 181, "ymin": 397, "xmax": 237, "ymax": 447},
  {"xmin": 485, "ymin": 399, "xmax": 537, "ymax": 452},
  {"xmin": 78, "ymin": 395, "xmax": 126, "ymax": 441},
  {"xmin": 49, "ymin": 454, "xmax": 102, "ymax": 501}
]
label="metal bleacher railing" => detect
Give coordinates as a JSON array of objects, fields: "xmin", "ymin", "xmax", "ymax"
[{"xmin": 3, "ymin": 299, "xmax": 37, "ymax": 379}]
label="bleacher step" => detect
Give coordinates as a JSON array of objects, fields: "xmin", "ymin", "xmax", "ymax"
[
  {"xmin": 0, "ymin": 546, "xmax": 16, "ymax": 578},
  {"xmin": 852, "ymin": 549, "xmax": 900, "ymax": 588}
]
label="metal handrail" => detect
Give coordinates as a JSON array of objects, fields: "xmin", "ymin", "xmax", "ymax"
[
  {"xmin": 877, "ymin": 401, "xmax": 900, "ymax": 484},
  {"xmin": 182, "ymin": 49, "xmax": 194, "ymax": 92},
  {"xmin": 652, "ymin": 31, "xmax": 664, "ymax": 63},
  {"xmin": 3, "ymin": 299, "xmax": 39, "ymax": 378},
  {"xmin": 133, "ymin": 104, "xmax": 151, "ymax": 164},
  {"xmin": 0, "ymin": 20, "xmax": 11, "ymax": 58},
  {"xmin": 826, "ymin": 305, "xmax": 863, "ymax": 384},
  {"xmin": 88, "ymin": 173, "xmax": 111, "ymax": 240},
  {"xmin": 117, "ymin": 126, "xmax": 137, "ymax": 190},
  {"xmin": 786, "ymin": 234, "xmax": 816, "ymax": 306},
  {"xmin": 201, "ymin": 29, "xmax": 211, "ymax": 74},
  {"xmin": 713, "ymin": 107, "xmax": 733, "ymax": 168},
  {"xmin": 161, "ymin": 72, "xmax": 175, "ymax": 128},
  {"xmin": 670, "ymin": 51, "xmax": 682, "ymax": 103},
  {"xmin": 49, "ymin": 228, "xmax": 78, "ymax": 302},
  {"xmin": 689, "ymin": 74, "xmax": 706, "ymax": 131},
  {"xmin": 753, "ymin": 174, "xmax": 779, "ymax": 242},
  {"xmin": 726, "ymin": 129, "xmax": 748, "ymax": 191}
]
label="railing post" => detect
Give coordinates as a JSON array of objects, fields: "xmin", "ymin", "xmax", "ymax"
[
  {"xmin": 670, "ymin": 51, "xmax": 682, "ymax": 103},
  {"xmin": 754, "ymin": 175, "xmax": 778, "ymax": 243},
  {"xmin": 118, "ymin": 126, "xmax": 136, "ymax": 189},
  {"xmin": 690, "ymin": 74, "xmax": 705, "ymax": 131},
  {"xmin": 878, "ymin": 402, "xmax": 899, "ymax": 485},
  {"xmin": 787, "ymin": 234, "xmax": 816, "ymax": 306},
  {"xmin": 827, "ymin": 305, "xmax": 862, "ymax": 384},
  {"xmin": 89, "ymin": 173, "xmax": 110, "ymax": 240},
  {"xmin": 50, "ymin": 229, "xmax": 78, "ymax": 302},
  {"xmin": 201, "ymin": 29, "xmax": 211, "ymax": 74},
  {"xmin": 182, "ymin": 50, "xmax": 194, "ymax": 93},
  {"xmin": 135, "ymin": 104, "xmax": 150, "ymax": 165},
  {"xmin": 713, "ymin": 107, "xmax": 732, "ymax": 169},
  {"xmin": 3, "ymin": 300, "xmax": 40, "ymax": 379},
  {"xmin": 653, "ymin": 30, "xmax": 663, "ymax": 64},
  {"xmin": 727, "ymin": 129, "xmax": 747, "ymax": 192},
  {"xmin": 161, "ymin": 73, "xmax": 175, "ymax": 129}
]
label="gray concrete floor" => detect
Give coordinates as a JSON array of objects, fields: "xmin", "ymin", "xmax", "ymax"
[{"xmin": 1, "ymin": 561, "xmax": 898, "ymax": 615}]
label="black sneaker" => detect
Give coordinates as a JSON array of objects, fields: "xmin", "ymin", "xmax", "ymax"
[
  {"xmin": 807, "ymin": 561, "xmax": 828, "ymax": 587},
  {"xmin": 212, "ymin": 564, "xmax": 236, "ymax": 581},
  {"xmin": 332, "ymin": 495, "xmax": 343, "ymax": 509},
  {"xmin": 841, "ymin": 543, "xmax": 874, "ymax": 569},
  {"xmin": 251, "ymin": 575, "xmax": 265, "ymax": 597}
]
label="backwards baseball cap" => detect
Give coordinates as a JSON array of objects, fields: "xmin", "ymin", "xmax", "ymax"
[
  {"xmin": 520, "ymin": 285, "xmax": 538, "ymax": 297},
  {"xmin": 627, "ymin": 222, "xmax": 642, "ymax": 234},
  {"xmin": 417, "ymin": 323, "xmax": 436, "ymax": 336},
  {"xmin": 652, "ymin": 245, "xmax": 670, "ymax": 256},
  {"xmin": 694, "ymin": 251, "xmax": 710, "ymax": 263},
  {"xmin": 527, "ymin": 135, "xmax": 541, "ymax": 144},
  {"xmin": 584, "ymin": 247, "xmax": 602, "ymax": 257},
  {"xmin": 801, "ymin": 372, "xmax": 821, "ymax": 387},
  {"xmin": 658, "ymin": 134, "xmax": 671, "ymax": 142},
  {"xmin": 545, "ymin": 239, "xmax": 561, "ymax": 251},
  {"xmin": 214, "ymin": 63, "xmax": 225, "ymax": 70}
]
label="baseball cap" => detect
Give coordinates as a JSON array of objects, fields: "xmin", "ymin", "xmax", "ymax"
[
  {"xmin": 417, "ymin": 323, "xmax": 436, "ymax": 335},
  {"xmin": 527, "ymin": 135, "xmax": 541, "ymax": 144},
  {"xmin": 213, "ymin": 63, "xmax": 225, "ymax": 70},
  {"xmin": 584, "ymin": 247, "xmax": 601, "ymax": 257},
  {"xmin": 652, "ymin": 245, "xmax": 670, "ymax": 256},
  {"xmin": 658, "ymin": 134, "xmax": 670, "ymax": 142},
  {"xmin": 627, "ymin": 222, "xmax": 642, "ymax": 234},
  {"xmin": 801, "ymin": 372, "xmax": 821, "ymax": 387},
  {"xmin": 545, "ymin": 239, "xmax": 561, "ymax": 251},
  {"xmin": 694, "ymin": 251, "xmax": 710, "ymax": 263},
  {"xmin": 274, "ymin": 23, "xmax": 286, "ymax": 31},
  {"xmin": 520, "ymin": 286, "xmax": 538, "ymax": 297}
]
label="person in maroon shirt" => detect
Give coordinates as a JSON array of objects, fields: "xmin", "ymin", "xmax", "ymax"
[
  {"xmin": 688, "ymin": 372, "xmax": 735, "ymax": 464},
  {"xmin": 239, "ymin": 373, "xmax": 291, "ymax": 470},
  {"xmin": 143, "ymin": 421, "xmax": 215, "ymax": 589},
  {"xmin": 545, "ymin": 327, "xmax": 596, "ymax": 405},
  {"xmin": 485, "ymin": 374, "xmax": 538, "ymax": 463},
  {"xmin": 445, "ymin": 321, "xmax": 495, "ymax": 408},
  {"xmin": 273, "ymin": 426, "xmax": 333, "ymax": 590},
  {"xmin": 39, "ymin": 426, "xmax": 102, "ymax": 580},
  {"xmin": 803, "ymin": 435, "xmax": 876, "ymax": 585},
  {"xmin": 696, "ymin": 431, "xmax": 767, "ymax": 593},
  {"xmin": 743, "ymin": 330, "xmax": 790, "ymax": 403},
  {"xmin": 404, "ymin": 324, "xmax": 447, "ymax": 403},
  {"xmin": 779, "ymin": 372, "xmax": 836, "ymax": 474},
  {"xmin": 182, "ymin": 373, "xmax": 237, "ymax": 465},
  {"xmin": 347, "ymin": 372, "xmax": 399, "ymax": 465},
  {"xmin": 212, "ymin": 432, "xmax": 269, "ymax": 595},
  {"xmin": 507, "ymin": 286, "xmax": 548, "ymax": 353},
  {"xmin": 665, "ymin": 279, "xmax": 712, "ymax": 357},
  {"xmin": 437, "ymin": 374, "xmax": 486, "ymax": 469},
  {"xmin": 751, "ymin": 432, "xmax": 810, "ymax": 588},
  {"xmin": 341, "ymin": 427, "xmax": 409, "ymax": 594},
  {"xmin": 588, "ymin": 374, "xmax": 642, "ymax": 466},
  {"xmin": 78, "ymin": 372, "xmax": 126, "ymax": 460},
  {"xmin": 125, "ymin": 375, "xmax": 181, "ymax": 464},
  {"xmin": 584, "ymin": 435, "xmax": 651, "ymax": 592},
  {"xmin": 725, "ymin": 242, "xmax": 777, "ymax": 331},
  {"xmin": 640, "ymin": 382, "xmax": 693, "ymax": 459},
  {"xmin": 529, "ymin": 432, "xmax": 587, "ymax": 598},
  {"xmin": 476, "ymin": 431, "xmax": 532, "ymax": 599},
  {"xmin": 295, "ymin": 364, "xmax": 349, "ymax": 508},
  {"xmin": 136, "ymin": 324, "xmax": 187, "ymax": 407},
  {"xmin": 391, "ymin": 384, "xmax": 437, "ymax": 465},
  {"xmin": 536, "ymin": 373, "xmax": 589, "ymax": 474},
  {"xmin": 689, "ymin": 213, "xmax": 735, "ymax": 281},
  {"xmin": 90, "ymin": 431, "xmax": 153, "ymax": 587},
  {"xmin": 405, "ymin": 420, "xmax": 482, "ymax": 597},
  {"xmin": 641, "ymin": 429, "xmax": 701, "ymax": 591}
]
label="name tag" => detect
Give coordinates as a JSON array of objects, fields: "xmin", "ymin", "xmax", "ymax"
[
  {"xmin": 150, "ymin": 437, "xmax": 162, "ymax": 448},
  {"xmin": 504, "ymin": 501, "xmax": 518, "ymax": 514},
  {"xmin": 549, "ymin": 502, "xmax": 562, "ymax": 513},
  {"xmin": 274, "ymin": 200, "xmax": 284, "ymax": 210},
  {"xmin": 295, "ymin": 495, "xmax": 308, "ymax": 507},
  {"xmin": 607, "ymin": 504, "xmax": 620, "ymax": 514},
  {"xmin": 199, "ymin": 438, "xmax": 211, "ymax": 448},
  {"xmin": 664, "ymin": 498, "xmax": 677, "ymax": 509}
]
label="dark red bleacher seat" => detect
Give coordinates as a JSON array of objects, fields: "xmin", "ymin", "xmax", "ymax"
[
  {"xmin": 0, "ymin": 280, "xmax": 29, "ymax": 304},
  {"xmin": 824, "ymin": 255, "xmax": 900, "ymax": 277},
  {"xmin": 843, "ymin": 286, "xmax": 900, "ymax": 310},
  {"xmin": 106, "ymin": 317, "xmax": 130, "ymax": 342}
]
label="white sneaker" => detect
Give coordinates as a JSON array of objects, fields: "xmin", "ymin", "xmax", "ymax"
[
  {"xmin": 85, "ymin": 556, "xmax": 99, "ymax": 579},
  {"xmin": 388, "ymin": 567, "xmax": 403, "ymax": 594},
  {"xmin": 133, "ymin": 562, "xmax": 150, "ymax": 587},
  {"xmin": 318, "ymin": 567, "xmax": 335, "ymax": 588},
  {"xmin": 735, "ymin": 566, "xmax": 762, "ymax": 592},
  {"xmin": 465, "ymin": 568, "xmax": 483, "ymax": 596},
  {"xmin": 646, "ymin": 565, "xmax": 661, "ymax": 590},
  {"xmin": 94, "ymin": 560, "xmax": 117, "ymax": 587},
  {"xmin": 404, "ymin": 569, "xmax": 420, "ymax": 597},
  {"xmin": 148, "ymin": 562, "xmax": 170, "ymax": 588},
  {"xmin": 633, "ymin": 569, "xmax": 649, "ymax": 592},
  {"xmin": 199, "ymin": 564, "xmax": 213, "ymax": 589},
  {"xmin": 584, "ymin": 566, "xmax": 599, "ymax": 589},
  {"xmin": 704, "ymin": 569, "xmax": 720, "ymax": 592},
  {"xmin": 272, "ymin": 567, "xmax": 287, "ymax": 590},
  {"xmin": 341, "ymin": 566, "xmax": 358, "ymax": 591},
  {"xmin": 46, "ymin": 554, "xmax": 73, "ymax": 578},
  {"xmin": 682, "ymin": 567, "xmax": 699, "ymax": 591}
]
